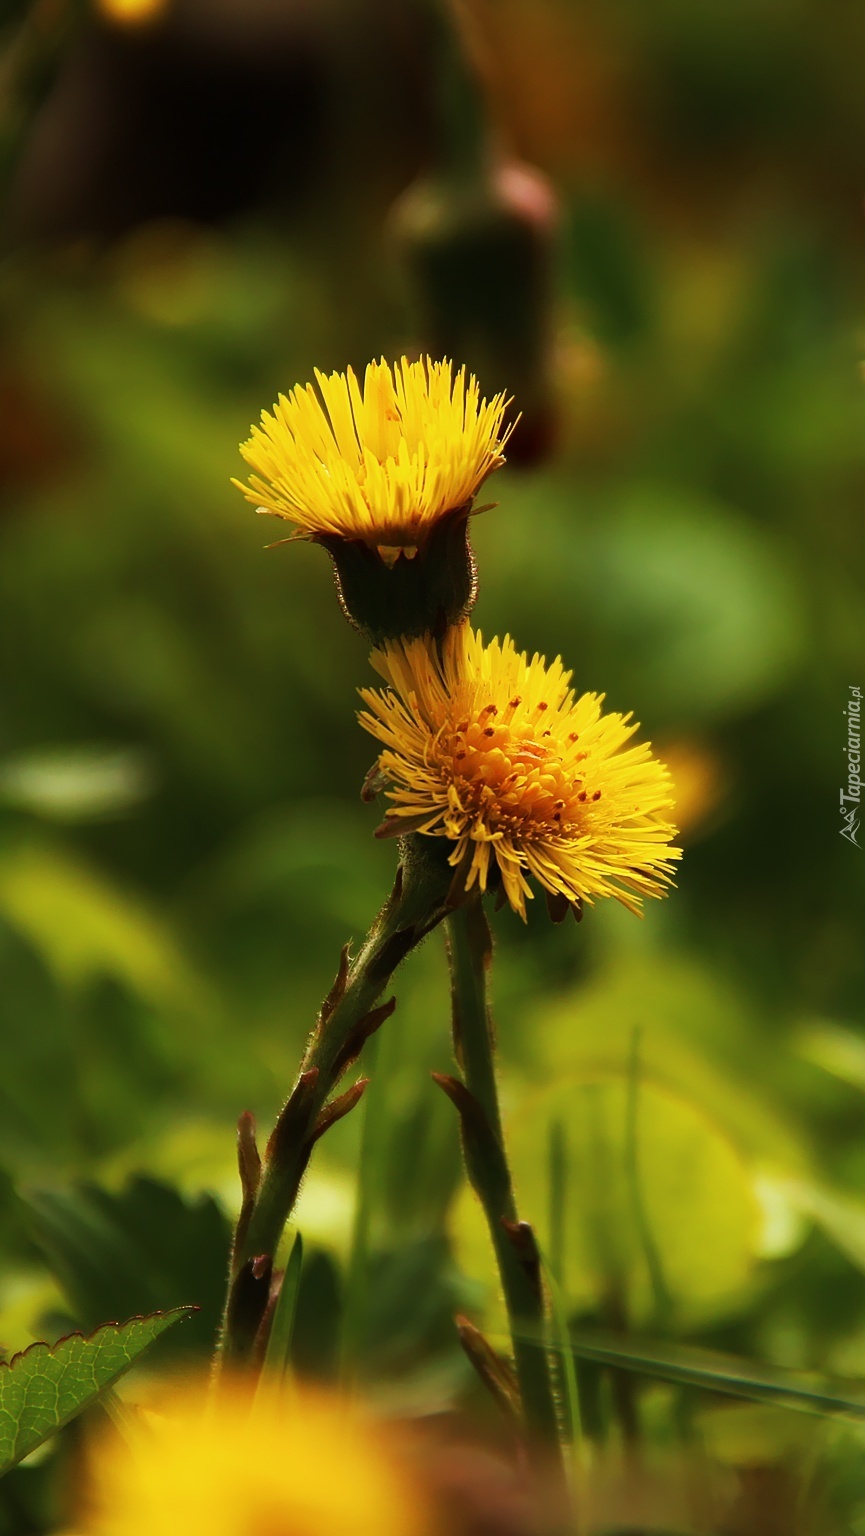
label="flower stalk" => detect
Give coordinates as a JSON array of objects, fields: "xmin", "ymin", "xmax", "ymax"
[
  {"xmin": 219, "ymin": 835, "xmax": 454, "ymax": 1368},
  {"xmin": 438, "ymin": 896, "xmax": 561, "ymax": 1454}
]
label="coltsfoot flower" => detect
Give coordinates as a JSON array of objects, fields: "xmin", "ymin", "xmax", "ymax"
[
  {"xmin": 70, "ymin": 1379, "xmax": 424, "ymax": 1536},
  {"xmin": 359, "ymin": 626, "xmax": 680, "ymax": 920},
  {"xmin": 235, "ymin": 357, "xmax": 512, "ymax": 643},
  {"xmin": 235, "ymin": 356, "xmax": 509, "ymax": 550}
]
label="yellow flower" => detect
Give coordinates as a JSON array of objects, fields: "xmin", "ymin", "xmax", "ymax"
[
  {"xmin": 359, "ymin": 626, "xmax": 680, "ymax": 920},
  {"xmin": 72, "ymin": 1379, "xmax": 424, "ymax": 1536},
  {"xmin": 234, "ymin": 356, "xmax": 510, "ymax": 557}
]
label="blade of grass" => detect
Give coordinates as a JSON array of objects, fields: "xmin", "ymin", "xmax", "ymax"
[
  {"xmin": 548, "ymin": 1118, "xmax": 567, "ymax": 1292},
  {"xmin": 259, "ymin": 1231, "xmax": 304, "ymax": 1390},
  {"xmin": 625, "ymin": 1028, "xmax": 674, "ymax": 1329},
  {"xmin": 537, "ymin": 1237, "xmax": 586, "ymax": 1531},
  {"xmin": 340, "ymin": 1032, "xmax": 385, "ymax": 1387},
  {"xmin": 544, "ymin": 1118, "xmax": 578, "ymax": 1450},
  {"xmin": 565, "ymin": 1332, "xmax": 865, "ymax": 1420},
  {"xmin": 99, "ymin": 1388, "xmax": 137, "ymax": 1443}
]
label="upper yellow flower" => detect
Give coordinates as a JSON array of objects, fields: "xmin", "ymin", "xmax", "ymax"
[
  {"xmin": 234, "ymin": 356, "xmax": 511, "ymax": 554},
  {"xmin": 70, "ymin": 1378, "xmax": 425, "ymax": 1536},
  {"xmin": 359, "ymin": 626, "xmax": 681, "ymax": 920}
]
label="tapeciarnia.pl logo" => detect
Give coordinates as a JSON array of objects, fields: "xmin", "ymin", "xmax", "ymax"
[{"xmin": 840, "ymin": 685, "xmax": 862, "ymax": 847}]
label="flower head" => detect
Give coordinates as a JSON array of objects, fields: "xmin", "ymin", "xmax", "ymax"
[
  {"xmin": 72, "ymin": 1378, "xmax": 424, "ymax": 1536},
  {"xmin": 235, "ymin": 356, "xmax": 510, "ymax": 555},
  {"xmin": 359, "ymin": 626, "xmax": 680, "ymax": 920}
]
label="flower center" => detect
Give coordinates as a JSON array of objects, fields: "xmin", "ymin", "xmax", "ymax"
[{"xmin": 441, "ymin": 704, "xmax": 599, "ymax": 838}]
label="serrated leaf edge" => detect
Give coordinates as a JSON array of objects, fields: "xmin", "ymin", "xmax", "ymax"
[{"xmin": 0, "ymin": 1306, "xmax": 198, "ymax": 1373}]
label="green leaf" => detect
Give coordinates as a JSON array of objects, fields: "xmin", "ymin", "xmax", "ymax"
[
  {"xmin": 290, "ymin": 1248, "xmax": 343, "ymax": 1381},
  {"xmin": 452, "ymin": 1071, "xmax": 760, "ymax": 1326},
  {"xmin": 0, "ymin": 1168, "xmax": 36, "ymax": 1266},
  {"xmin": 0, "ymin": 1309, "xmax": 192, "ymax": 1475},
  {"xmin": 532, "ymin": 956, "xmax": 805, "ymax": 1178},
  {"xmin": 0, "ymin": 841, "xmax": 204, "ymax": 1010},
  {"xmin": 25, "ymin": 1177, "xmax": 231, "ymax": 1362}
]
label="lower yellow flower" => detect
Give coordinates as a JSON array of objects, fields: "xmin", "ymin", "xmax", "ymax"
[
  {"xmin": 359, "ymin": 626, "xmax": 680, "ymax": 920},
  {"xmin": 71, "ymin": 1379, "xmax": 424, "ymax": 1536}
]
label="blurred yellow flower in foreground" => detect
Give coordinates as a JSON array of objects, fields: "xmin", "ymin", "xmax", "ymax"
[
  {"xmin": 95, "ymin": 0, "xmax": 169, "ymax": 25},
  {"xmin": 359, "ymin": 626, "xmax": 680, "ymax": 920},
  {"xmin": 71, "ymin": 1380, "xmax": 424, "ymax": 1536},
  {"xmin": 235, "ymin": 357, "xmax": 510, "ymax": 556}
]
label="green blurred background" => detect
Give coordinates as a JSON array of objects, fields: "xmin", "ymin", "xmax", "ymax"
[{"xmin": 1, "ymin": 0, "xmax": 864, "ymax": 1529}]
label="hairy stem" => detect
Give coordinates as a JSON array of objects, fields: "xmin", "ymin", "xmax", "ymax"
[
  {"xmin": 219, "ymin": 835, "xmax": 452, "ymax": 1368},
  {"xmin": 445, "ymin": 897, "xmax": 561, "ymax": 1451}
]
